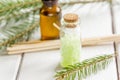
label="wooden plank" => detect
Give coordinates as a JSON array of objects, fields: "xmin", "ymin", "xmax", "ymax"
[
  {"xmin": 113, "ymin": 3, "xmax": 120, "ymax": 52},
  {"xmin": 17, "ymin": 2, "xmax": 118, "ymax": 80},
  {"xmin": 0, "ymin": 55, "xmax": 21, "ymax": 80},
  {"xmin": 113, "ymin": 2, "xmax": 120, "ymax": 76}
]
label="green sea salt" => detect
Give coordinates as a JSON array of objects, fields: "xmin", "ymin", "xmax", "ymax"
[{"xmin": 61, "ymin": 33, "xmax": 81, "ymax": 67}]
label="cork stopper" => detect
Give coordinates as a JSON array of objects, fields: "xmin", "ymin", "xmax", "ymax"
[
  {"xmin": 64, "ymin": 13, "xmax": 79, "ymax": 28},
  {"xmin": 64, "ymin": 13, "xmax": 78, "ymax": 23}
]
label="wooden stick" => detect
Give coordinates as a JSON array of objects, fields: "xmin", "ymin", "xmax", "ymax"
[
  {"xmin": 8, "ymin": 45, "xmax": 60, "ymax": 54},
  {"xmin": 7, "ymin": 34, "xmax": 120, "ymax": 54},
  {"xmin": 82, "ymin": 34, "xmax": 120, "ymax": 46},
  {"xmin": 10, "ymin": 40, "xmax": 60, "ymax": 50}
]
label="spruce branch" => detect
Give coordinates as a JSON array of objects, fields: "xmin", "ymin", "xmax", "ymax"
[
  {"xmin": 0, "ymin": 19, "xmax": 39, "ymax": 48},
  {"xmin": 0, "ymin": 0, "xmax": 42, "ymax": 16},
  {"xmin": 55, "ymin": 54, "xmax": 114, "ymax": 80},
  {"xmin": 0, "ymin": 0, "xmax": 41, "ymax": 28},
  {"xmin": 0, "ymin": 7, "xmax": 40, "ymax": 22}
]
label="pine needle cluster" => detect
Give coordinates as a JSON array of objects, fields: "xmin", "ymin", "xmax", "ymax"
[{"xmin": 55, "ymin": 54, "xmax": 114, "ymax": 80}]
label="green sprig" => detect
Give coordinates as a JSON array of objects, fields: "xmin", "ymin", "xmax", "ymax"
[
  {"xmin": 0, "ymin": 0, "xmax": 41, "ymax": 49},
  {"xmin": 0, "ymin": 18, "xmax": 39, "ymax": 48},
  {"xmin": 0, "ymin": 6, "xmax": 40, "ymax": 22},
  {"xmin": 0, "ymin": 0, "xmax": 42, "ymax": 16},
  {"xmin": 55, "ymin": 54, "xmax": 114, "ymax": 80}
]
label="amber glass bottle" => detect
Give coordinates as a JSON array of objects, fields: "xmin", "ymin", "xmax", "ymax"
[{"xmin": 40, "ymin": 0, "xmax": 61, "ymax": 40}]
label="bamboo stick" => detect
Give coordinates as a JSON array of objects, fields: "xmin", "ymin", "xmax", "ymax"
[
  {"xmin": 7, "ymin": 34, "xmax": 120, "ymax": 54},
  {"xmin": 8, "ymin": 45, "xmax": 60, "ymax": 54}
]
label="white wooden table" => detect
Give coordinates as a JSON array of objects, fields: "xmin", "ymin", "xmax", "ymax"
[{"xmin": 0, "ymin": 1, "xmax": 120, "ymax": 80}]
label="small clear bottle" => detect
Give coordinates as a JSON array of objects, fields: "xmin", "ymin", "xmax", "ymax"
[{"xmin": 60, "ymin": 13, "xmax": 81, "ymax": 67}]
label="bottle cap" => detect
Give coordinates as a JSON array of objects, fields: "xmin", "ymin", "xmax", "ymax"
[
  {"xmin": 42, "ymin": 0, "xmax": 58, "ymax": 7},
  {"xmin": 64, "ymin": 13, "xmax": 78, "ymax": 23}
]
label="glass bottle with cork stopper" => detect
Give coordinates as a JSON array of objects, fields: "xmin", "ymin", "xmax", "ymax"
[
  {"xmin": 40, "ymin": 0, "xmax": 61, "ymax": 40},
  {"xmin": 60, "ymin": 13, "xmax": 81, "ymax": 67}
]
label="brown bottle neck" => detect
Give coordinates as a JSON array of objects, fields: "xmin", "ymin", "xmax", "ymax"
[{"xmin": 42, "ymin": 0, "xmax": 58, "ymax": 7}]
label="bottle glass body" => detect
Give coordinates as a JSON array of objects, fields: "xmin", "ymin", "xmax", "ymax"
[
  {"xmin": 40, "ymin": 0, "xmax": 61, "ymax": 40},
  {"xmin": 60, "ymin": 21, "xmax": 81, "ymax": 67}
]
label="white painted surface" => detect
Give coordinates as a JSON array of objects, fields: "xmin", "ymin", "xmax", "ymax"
[
  {"xmin": 0, "ymin": 55, "xmax": 21, "ymax": 80},
  {"xmin": 17, "ymin": 2, "xmax": 118, "ymax": 80},
  {"xmin": 17, "ymin": 51, "xmax": 60, "ymax": 80}
]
